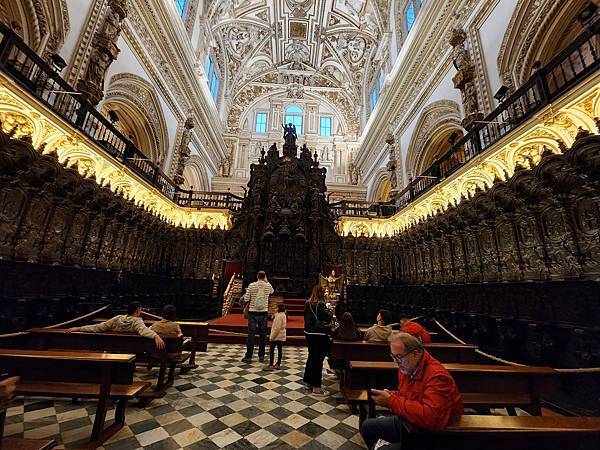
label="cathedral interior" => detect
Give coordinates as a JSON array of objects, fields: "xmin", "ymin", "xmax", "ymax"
[{"xmin": 1, "ymin": 0, "xmax": 600, "ymax": 449}]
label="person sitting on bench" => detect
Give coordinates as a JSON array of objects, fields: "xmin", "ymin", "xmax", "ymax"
[
  {"xmin": 360, "ymin": 332, "xmax": 463, "ymax": 449},
  {"xmin": 334, "ymin": 312, "xmax": 363, "ymax": 341},
  {"xmin": 67, "ymin": 301, "xmax": 165, "ymax": 349},
  {"xmin": 150, "ymin": 304, "xmax": 183, "ymax": 337},
  {"xmin": 399, "ymin": 316, "xmax": 432, "ymax": 344},
  {"xmin": 364, "ymin": 309, "xmax": 393, "ymax": 341}
]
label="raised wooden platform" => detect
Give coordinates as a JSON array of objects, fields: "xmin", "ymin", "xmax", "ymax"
[{"xmin": 208, "ymin": 311, "xmax": 307, "ymax": 346}]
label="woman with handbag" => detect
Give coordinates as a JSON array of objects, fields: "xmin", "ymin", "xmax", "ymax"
[{"xmin": 303, "ymin": 285, "xmax": 333, "ymax": 396}]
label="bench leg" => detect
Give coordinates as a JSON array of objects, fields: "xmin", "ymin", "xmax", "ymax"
[
  {"xmin": 91, "ymin": 395, "xmax": 109, "ymax": 442},
  {"xmin": 115, "ymin": 399, "xmax": 128, "ymax": 425},
  {"xmin": 156, "ymin": 363, "xmax": 166, "ymax": 390},
  {"xmin": 367, "ymin": 391, "xmax": 376, "ymax": 419},
  {"xmin": 167, "ymin": 363, "xmax": 176, "ymax": 385},
  {"xmin": 0, "ymin": 409, "xmax": 6, "ymax": 436},
  {"xmin": 358, "ymin": 403, "xmax": 368, "ymax": 426}
]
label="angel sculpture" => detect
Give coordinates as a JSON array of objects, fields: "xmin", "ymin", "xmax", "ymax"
[{"xmin": 282, "ymin": 122, "xmax": 297, "ymax": 146}]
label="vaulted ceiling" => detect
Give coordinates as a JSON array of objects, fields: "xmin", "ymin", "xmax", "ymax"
[{"xmin": 205, "ymin": 0, "xmax": 392, "ymax": 137}]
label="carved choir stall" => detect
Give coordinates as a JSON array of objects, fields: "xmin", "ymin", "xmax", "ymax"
[{"xmin": 226, "ymin": 125, "xmax": 340, "ymax": 294}]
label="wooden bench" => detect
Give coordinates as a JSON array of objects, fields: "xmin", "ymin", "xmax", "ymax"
[
  {"xmin": 401, "ymin": 415, "xmax": 600, "ymax": 450},
  {"xmin": 347, "ymin": 361, "xmax": 561, "ymax": 422},
  {"xmin": 26, "ymin": 328, "xmax": 184, "ymax": 396},
  {"xmin": 113, "ymin": 315, "xmax": 209, "ymax": 369},
  {"xmin": 333, "ymin": 341, "xmax": 479, "ymax": 407},
  {"xmin": 0, "ymin": 437, "xmax": 56, "ymax": 450},
  {"xmin": 0, "ymin": 349, "xmax": 149, "ymax": 444}
]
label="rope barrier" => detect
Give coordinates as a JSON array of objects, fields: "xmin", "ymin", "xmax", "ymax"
[
  {"xmin": 555, "ymin": 368, "xmax": 600, "ymax": 373},
  {"xmin": 474, "ymin": 349, "xmax": 525, "ymax": 367},
  {"xmin": 0, "ymin": 331, "xmax": 28, "ymax": 338},
  {"xmin": 433, "ymin": 318, "xmax": 600, "ymax": 372},
  {"xmin": 45, "ymin": 305, "xmax": 110, "ymax": 329},
  {"xmin": 432, "ymin": 319, "xmax": 468, "ymax": 345},
  {"xmin": 208, "ymin": 328, "xmax": 250, "ymax": 336}
]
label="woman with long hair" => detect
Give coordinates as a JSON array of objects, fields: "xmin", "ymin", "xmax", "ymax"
[
  {"xmin": 335, "ymin": 312, "xmax": 362, "ymax": 341},
  {"xmin": 303, "ymin": 285, "xmax": 333, "ymax": 396}
]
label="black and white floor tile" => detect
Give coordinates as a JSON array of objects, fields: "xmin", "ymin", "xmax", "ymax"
[{"xmin": 4, "ymin": 344, "xmax": 367, "ymax": 449}]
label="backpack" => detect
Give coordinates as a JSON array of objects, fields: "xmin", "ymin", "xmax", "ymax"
[{"xmin": 255, "ymin": 283, "xmax": 267, "ymax": 310}]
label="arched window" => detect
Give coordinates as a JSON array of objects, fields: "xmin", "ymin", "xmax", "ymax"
[
  {"xmin": 285, "ymin": 105, "xmax": 303, "ymax": 135},
  {"xmin": 406, "ymin": 3, "xmax": 416, "ymax": 32},
  {"xmin": 175, "ymin": 0, "xmax": 188, "ymax": 17}
]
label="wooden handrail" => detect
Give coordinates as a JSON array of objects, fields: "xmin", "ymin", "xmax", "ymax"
[{"xmin": 222, "ymin": 273, "xmax": 240, "ymax": 316}]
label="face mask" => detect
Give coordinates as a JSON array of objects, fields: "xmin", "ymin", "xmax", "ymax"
[{"xmin": 396, "ymin": 360, "xmax": 411, "ymax": 374}]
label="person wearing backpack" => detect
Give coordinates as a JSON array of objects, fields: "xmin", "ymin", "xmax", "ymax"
[{"xmin": 241, "ymin": 271, "xmax": 274, "ymax": 363}]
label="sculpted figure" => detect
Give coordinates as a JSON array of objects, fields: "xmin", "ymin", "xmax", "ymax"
[{"xmin": 282, "ymin": 123, "xmax": 297, "ymax": 146}]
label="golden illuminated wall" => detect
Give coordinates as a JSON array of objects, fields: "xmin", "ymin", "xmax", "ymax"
[
  {"xmin": 340, "ymin": 79, "xmax": 600, "ymax": 237},
  {"xmin": 0, "ymin": 74, "xmax": 230, "ymax": 229}
]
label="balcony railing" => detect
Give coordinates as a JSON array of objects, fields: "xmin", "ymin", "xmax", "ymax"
[
  {"xmin": 0, "ymin": 22, "xmax": 184, "ymax": 199},
  {"xmin": 330, "ymin": 201, "xmax": 398, "ymax": 218},
  {"xmin": 0, "ymin": 20, "xmax": 597, "ymax": 219},
  {"xmin": 173, "ymin": 190, "xmax": 244, "ymax": 211},
  {"xmin": 394, "ymin": 19, "xmax": 600, "ymax": 210}
]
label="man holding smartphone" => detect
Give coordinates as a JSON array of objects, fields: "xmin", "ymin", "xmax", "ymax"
[{"xmin": 360, "ymin": 332, "xmax": 463, "ymax": 449}]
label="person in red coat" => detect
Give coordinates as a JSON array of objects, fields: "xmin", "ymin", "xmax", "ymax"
[
  {"xmin": 360, "ymin": 332, "xmax": 463, "ymax": 449},
  {"xmin": 399, "ymin": 317, "xmax": 432, "ymax": 344}
]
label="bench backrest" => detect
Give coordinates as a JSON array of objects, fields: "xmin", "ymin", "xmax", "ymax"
[
  {"xmin": 96, "ymin": 317, "xmax": 209, "ymax": 340},
  {"xmin": 346, "ymin": 361, "xmax": 559, "ymax": 396},
  {"xmin": 332, "ymin": 341, "xmax": 478, "ymax": 364},
  {"xmin": 401, "ymin": 415, "xmax": 600, "ymax": 450},
  {"xmin": 27, "ymin": 328, "xmax": 183, "ymax": 355},
  {"xmin": 0, "ymin": 348, "xmax": 135, "ymax": 384}
]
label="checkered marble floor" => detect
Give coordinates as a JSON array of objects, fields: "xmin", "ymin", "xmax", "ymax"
[{"xmin": 4, "ymin": 344, "xmax": 367, "ymax": 449}]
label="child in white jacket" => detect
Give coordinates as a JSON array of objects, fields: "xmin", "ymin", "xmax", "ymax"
[{"xmin": 264, "ymin": 304, "xmax": 287, "ymax": 370}]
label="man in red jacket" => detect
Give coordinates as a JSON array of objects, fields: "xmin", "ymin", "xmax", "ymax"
[
  {"xmin": 360, "ymin": 332, "xmax": 463, "ymax": 449},
  {"xmin": 399, "ymin": 316, "xmax": 432, "ymax": 344}
]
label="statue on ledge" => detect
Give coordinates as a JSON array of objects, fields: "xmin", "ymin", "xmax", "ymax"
[{"xmin": 282, "ymin": 123, "xmax": 297, "ymax": 147}]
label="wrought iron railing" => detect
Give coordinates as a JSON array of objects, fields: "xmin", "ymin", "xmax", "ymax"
[
  {"xmin": 0, "ymin": 22, "xmax": 184, "ymax": 198},
  {"xmin": 394, "ymin": 19, "xmax": 600, "ymax": 210},
  {"xmin": 0, "ymin": 20, "xmax": 597, "ymax": 218},
  {"xmin": 173, "ymin": 190, "xmax": 244, "ymax": 210},
  {"xmin": 330, "ymin": 200, "xmax": 398, "ymax": 218}
]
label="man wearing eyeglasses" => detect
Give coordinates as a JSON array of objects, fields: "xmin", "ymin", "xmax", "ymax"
[{"xmin": 360, "ymin": 332, "xmax": 463, "ymax": 449}]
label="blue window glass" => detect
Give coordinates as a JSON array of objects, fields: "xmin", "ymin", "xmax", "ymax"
[
  {"xmin": 255, "ymin": 112, "xmax": 268, "ymax": 133},
  {"xmin": 406, "ymin": 3, "xmax": 415, "ymax": 31},
  {"xmin": 370, "ymin": 87, "xmax": 378, "ymax": 111},
  {"xmin": 206, "ymin": 56, "xmax": 219, "ymax": 102},
  {"xmin": 320, "ymin": 116, "xmax": 332, "ymax": 136},
  {"xmin": 284, "ymin": 105, "xmax": 303, "ymax": 135},
  {"xmin": 175, "ymin": 0, "xmax": 188, "ymax": 17},
  {"xmin": 205, "ymin": 56, "xmax": 212, "ymax": 77}
]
